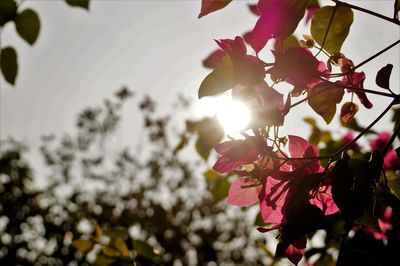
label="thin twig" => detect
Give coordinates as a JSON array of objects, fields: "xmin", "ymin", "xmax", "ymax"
[{"xmin": 332, "ymin": 0, "xmax": 400, "ymax": 26}]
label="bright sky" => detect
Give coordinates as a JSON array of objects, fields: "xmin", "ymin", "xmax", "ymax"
[{"xmin": 1, "ymin": 1, "xmax": 399, "ymax": 149}]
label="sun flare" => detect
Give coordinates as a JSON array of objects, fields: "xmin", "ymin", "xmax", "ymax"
[{"xmin": 195, "ymin": 95, "xmax": 250, "ymax": 135}]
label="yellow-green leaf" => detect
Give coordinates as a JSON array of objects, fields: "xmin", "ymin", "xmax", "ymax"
[
  {"xmin": 72, "ymin": 239, "xmax": 95, "ymax": 253},
  {"xmin": 1, "ymin": 46, "xmax": 18, "ymax": 85},
  {"xmin": 211, "ymin": 177, "xmax": 230, "ymax": 202},
  {"xmin": 66, "ymin": 0, "xmax": 90, "ymax": 10},
  {"xmin": 308, "ymin": 82, "xmax": 344, "ymax": 124},
  {"xmin": 198, "ymin": 55, "xmax": 234, "ymax": 98},
  {"xmin": 15, "ymin": 9, "xmax": 40, "ymax": 45},
  {"xmin": 114, "ymin": 237, "xmax": 130, "ymax": 257},
  {"xmin": 311, "ymin": 5, "xmax": 353, "ymax": 54}
]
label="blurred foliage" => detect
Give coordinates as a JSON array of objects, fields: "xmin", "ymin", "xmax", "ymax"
[{"xmin": 0, "ymin": 88, "xmax": 272, "ymax": 265}]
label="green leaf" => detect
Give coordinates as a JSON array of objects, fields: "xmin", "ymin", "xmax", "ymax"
[
  {"xmin": 198, "ymin": 56, "xmax": 234, "ymax": 98},
  {"xmin": 72, "ymin": 239, "xmax": 95, "ymax": 253},
  {"xmin": 66, "ymin": 0, "xmax": 90, "ymax": 10},
  {"xmin": 15, "ymin": 9, "xmax": 40, "ymax": 45},
  {"xmin": 1, "ymin": 46, "xmax": 18, "ymax": 85},
  {"xmin": 0, "ymin": 0, "xmax": 17, "ymax": 26},
  {"xmin": 211, "ymin": 177, "xmax": 230, "ymax": 202},
  {"xmin": 375, "ymin": 64, "xmax": 393, "ymax": 90},
  {"xmin": 133, "ymin": 240, "xmax": 160, "ymax": 259},
  {"xmin": 387, "ymin": 173, "xmax": 400, "ymax": 200},
  {"xmin": 308, "ymin": 82, "xmax": 344, "ymax": 124},
  {"xmin": 203, "ymin": 169, "xmax": 224, "ymax": 181},
  {"xmin": 396, "ymin": 147, "xmax": 400, "ymax": 158},
  {"xmin": 311, "ymin": 5, "xmax": 353, "ymax": 54},
  {"xmin": 274, "ymin": 35, "xmax": 299, "ymax": 51},
  {"xmin": 194, "ymin": 117, "xmax": 224, "ymax": 160},
  {"xmin": 198, "ymin": 0, "xmax": 232, "ymax": 18}
]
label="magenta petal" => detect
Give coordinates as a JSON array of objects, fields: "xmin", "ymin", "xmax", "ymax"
[
  {"xmin": 202, "ymin": 49, "xmax": 225, "ymax": 69},
  {"xmin": 213, "ymin": 156, "xmax": 243, "ymax": 173},
  {"xmin": 343, "ymin": 72, "xmax": 373, "ymax": 109},
  {"xmin": 285, "ymin": 236, "xmax": 307, "ymax": 265},
  {"xmin": 259, "ymin": 177, "xmax": 287, "ymax": 224},
  {"xmin": 247, "ymin": 14, "xmax": 274, "ymax": 53},
  {"xmin": 384, "ymin": 149, "xmax": 400, "ymax": 171},
  {"xmin": 215, "ymin": 141, "xmax": 238, "ymax": 155},
  {"xmin": 310, "ymin": 185, "xmax": 339, "ymax": 215},
  {"xmin": 228, "ymin": 178, "xmax": 261, "ymax": 206}
]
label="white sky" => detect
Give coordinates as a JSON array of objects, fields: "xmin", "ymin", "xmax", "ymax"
[{"xmin": 0, "ymin": 0, "xmax": 399, "ymax": 149}]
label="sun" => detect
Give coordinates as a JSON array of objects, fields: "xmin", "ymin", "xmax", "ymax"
[{"xmin": 195, "ymin": 94, "xmax": 250, "ymax": 135}]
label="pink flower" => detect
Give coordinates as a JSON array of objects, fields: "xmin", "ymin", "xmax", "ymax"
[
  {"xmin": 213, "ymin": 136, "xmax": 270, "ymax": 173},
  {"xmin": 305, "ymin": 5, "xmax": 320, "ymax": 24},
  {"xmin": 369, "ymin": 132, "xmax": 391, "ymax": 152},
  {"xmin": 369, "ymin": 132, "xmax": 400, "ymax": 171},
  {"xmin": 258, "ymin": 136, "xmax": 339, "ymax": 224},
  {"xmin": 216, "ymin": 37, "xmax": 266, "ymax": 87},
  {"xmin": 342, "ymin": 72, "xmax": 373, "ymax": 109},
  {"xmin": 246, "ymin": 0, "xmax": 309, "ymax": 53},
  {"xmin": 340, "ymin": 132, "xmax": 360, "ymax": 152},
  {"xmin": 363, "ymin": 207, "xmax": 393, "ymax": 241},
  {"xmin": 267, "ymin": 47, "xmax": 329, "ymax": 94},
  {"xmin": 228, "ymin": 177, "xmax": 262, "ymax": 206}
]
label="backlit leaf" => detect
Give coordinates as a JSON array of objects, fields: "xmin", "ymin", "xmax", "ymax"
[
  {"xmin": 114, "ymin": 237, "xmax": 130, "ymax": 257},
  {"xmin": 66, "ymin": 0, "xmax": 90, "ymax": 10},
  {"xmin": 211, "ymin": 177, "xmax": 230, "ymax": 202},
  {"xmin": 340, "ymin": 102, "xmax": 358, "ymax": 123},
  {"xmin": 375, "ymin": 64, "xmax": 393, "ymax": 90},
  {"xmin": 1, "ymin": 46, "xmax": 18, "ymax": 85},
  {"xmin": 308, "ymin": 82, "xmax": 344, "ymax": 124},
  {"xmin": 388, "ymin": 173, "xmax": 400, "ymax": 200},
  {"xmin": 72, "ymin": 239, "xmax": 95, "ymax": 253},
  {"xmin": 198, "ymin": 56, "xmax": 234, "ymax": 98},
  {"xmin": 15, "ymin": 9, "xmax": 40, "ymax": 45},
  {"xmin": 311, "ymin": 6, "xmax": 353, "ymax": 54},
  {"xmin": 198, "ymin": 0, "xmax": 232, "ymax": 18}
]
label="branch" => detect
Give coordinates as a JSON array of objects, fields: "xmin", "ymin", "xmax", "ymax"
[
  {"xmin": 382, "ymin": 120, "xmax": 400, "ymax": 156},
  {"xmin": 333, "ymin": 95, "xmax": 400, "ymax": 156},
  {"xmin": 332, "ymin": 0, "xmax": 400, "ymax": 26}
]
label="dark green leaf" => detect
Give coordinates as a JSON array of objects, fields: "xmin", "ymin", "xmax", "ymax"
[
  {"xmin": 396, "ymin": 147, "xmax": 400, "ymax": 158},
  {"xmin": 133, "ymin": 240, "xmax": 160, "ymax": 259},
  {"xmin": 308, "ymin": 82, "xmax": 344, "ymax": 124},
  {"xmin": 198, "ymin": 56, "xmax": 234, "ymax": 98},
  {"xmin": 355, "ymin": 210, "xmax": 380, "ymax": 231},
  {"xmin": 330, "ymin": 153, "xmax": 383, "ymax": 220},
  {"xmin": 15, "ymin": 9, "xmax": 40, "ymax": 45},
  {"xmin": 0, "ymin": 0, "xmax": 17, "ymax": 26},
  {"xmin": 311, "ymin": 6, "xmax": 353, "ymax": 54},
  {"xmin": 66, "ymin": 0, "xmax": 90, "ymax": 10},
  {"xmin": 1, "ymin": 46, "xmax": 18, "ymax": 85},
  {"xmin": 375, "ymin": 64, "xmax": 393, "ymax": 90}
]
